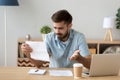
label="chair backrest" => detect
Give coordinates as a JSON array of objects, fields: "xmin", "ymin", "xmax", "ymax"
[{"xmin": 103, "ymin": 46, "xmax": 120, "ymax": 54}]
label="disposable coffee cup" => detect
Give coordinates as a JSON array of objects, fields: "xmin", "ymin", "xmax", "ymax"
[{"xmin": 73, "ymin": 63, "xmax": 83, "ymax": 79}]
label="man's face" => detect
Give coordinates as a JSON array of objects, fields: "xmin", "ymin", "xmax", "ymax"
[{"xmin": 53, "ymin": 21, "xmax": 72, "ymax": 40}]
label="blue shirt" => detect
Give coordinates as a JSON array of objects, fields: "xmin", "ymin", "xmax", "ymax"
[{"xmin": 45, "ymin": 29, "xmax": 90, "ymax": 68}]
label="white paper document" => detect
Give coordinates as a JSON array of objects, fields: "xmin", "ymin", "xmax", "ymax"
[
  {"xmin": 26, "ymin": 41, "xmax": 49, "ymax": 61},
  {"xmin": 28, "ymin": 69, "xmax": 46, "ymax": 75},
  {"xmin": 49, "ymin": 70, "xmax": 73, "ymax": 76}
]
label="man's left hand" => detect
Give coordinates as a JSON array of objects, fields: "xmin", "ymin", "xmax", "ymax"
[{"xmin": 69, "ymin": 50, "xmax": 81, "ymax": 60}]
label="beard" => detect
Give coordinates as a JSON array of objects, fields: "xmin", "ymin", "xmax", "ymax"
[{"xmin": 57, "ymin": 30, "xmax": 70, "ymax": 41}]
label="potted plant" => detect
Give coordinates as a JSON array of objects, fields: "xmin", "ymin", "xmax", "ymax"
[
  {"xmin": 116, "ymin": 8, "xmax": 120, "ymax": 29},
  {"xmin": 40, "ymin": 25, "xmax": 52, "ymax": 40}
]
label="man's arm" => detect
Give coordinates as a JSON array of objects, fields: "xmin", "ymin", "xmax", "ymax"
[
  {"xmin": 21, "ymin": 43, "xmax": 46, "ymax": 68},
  {"xmin": 69, "ymin": 50, "xmax": 91, "ymax": 69},
  {"xmin": 28, "ymin": 57, "xmax": 48, "ymax": 68},
  {"xmin": 76, "ymin": 55, "xmax": 91, "ymax": 69}
]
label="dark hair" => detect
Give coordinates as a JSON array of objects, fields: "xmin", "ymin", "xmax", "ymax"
[{"xmin": 51, "ymin": 9, "xmax": 72, "ymax": 24}]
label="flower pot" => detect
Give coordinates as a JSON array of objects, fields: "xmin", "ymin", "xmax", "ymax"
[{"xmin": 42, "ymin": 34, "xmax": 46, "ymax": 41}]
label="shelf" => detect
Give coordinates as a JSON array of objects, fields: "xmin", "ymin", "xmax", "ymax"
[{"xmin": 17, "ymin": 39, "xmax": 120, "ymax": 67}]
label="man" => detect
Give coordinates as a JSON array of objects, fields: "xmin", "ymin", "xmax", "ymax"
[{"xmin": 21, "ymin": 10, "xmax": 91, "ymax": 69}]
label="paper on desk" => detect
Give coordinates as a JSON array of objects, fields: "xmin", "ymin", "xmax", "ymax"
[
  {"xmin": 26, "ymin": 41, "xmax": 49, "ymax": 61},
  {"xmin": 49, "ymin": 70, "xmax": 73, "ymax": 76},
  {"xmin": 28, "ymin": 69, "xmax": 46, "ymax": 75}
]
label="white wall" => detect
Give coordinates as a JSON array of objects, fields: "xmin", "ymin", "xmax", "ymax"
[{"xmin": 0, "ymin": 0, "xmax": 120, "ymax": 66}]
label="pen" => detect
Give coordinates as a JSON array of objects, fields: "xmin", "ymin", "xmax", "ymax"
[{"xmin": 35, "ymin": 69, "xmax": 39, "ymax": 72}]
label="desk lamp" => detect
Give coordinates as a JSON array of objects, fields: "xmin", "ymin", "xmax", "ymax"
[
  {"xmin": 0, "ymin": 0, "xmax": 19, "ymax": 66},
  {"xmin": 103, "ymin": 17, "xmax": 115, "ymax": 41}
]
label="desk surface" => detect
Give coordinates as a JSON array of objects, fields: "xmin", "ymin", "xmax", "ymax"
[{"xmin": 0, "ymin": 67, "xmax": 120, "ymax": 80}]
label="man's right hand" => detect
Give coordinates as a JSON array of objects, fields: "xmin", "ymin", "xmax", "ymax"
[
  {"xmin": 21, "ymin": 43, "xmax": 46, "ymax": 68},
  {"xmin": 21, "ymin": 43, "xmax": 33, "ymax": 59}
]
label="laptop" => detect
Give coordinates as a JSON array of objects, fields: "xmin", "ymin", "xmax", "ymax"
[{"xmin": 89, "ymin": 54, "xmax": 120, "ymax": 77}]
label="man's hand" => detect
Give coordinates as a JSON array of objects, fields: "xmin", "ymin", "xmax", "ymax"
[
  {"xmin": 69, "ymin": 50, "xmax": 81, "ymax": 60},
  {"xmin": 21, "ymin": 43, "xmax": 46, "ymax": 68},
  {"xmin": 69, "ymin": 50, "xmax": 91, "ymax": 69},
  {"xmin": 21, "ymin": 43, "xmax": 33, "ymax": 58}
]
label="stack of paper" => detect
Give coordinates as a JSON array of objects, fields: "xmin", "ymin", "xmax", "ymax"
[
  {"xmin": 49, "ymin": 70, "xmax": 73, "ymax": 76},
  {"xmin": 26, "ymin": 41, "xmax": 49, "ymax": 61}
]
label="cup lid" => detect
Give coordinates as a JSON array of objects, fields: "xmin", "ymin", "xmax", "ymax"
[{"xmin": 73, "ymin": 63, "xmax": 83, "ymax": 67}]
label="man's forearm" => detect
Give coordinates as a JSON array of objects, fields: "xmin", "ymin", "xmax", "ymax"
[
  {"xmin": 76, "ymin": 56, "xmax": 91, "ymax": 69},
  {"xmin": 29, "ymin": 58, "xmax": 44, "ymax": 68},
  {"xmin": 24, "ymin": 52, "xmax": 44, "ymax": 68}
]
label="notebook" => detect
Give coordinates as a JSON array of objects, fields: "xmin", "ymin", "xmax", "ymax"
[
  {"xmin": 89, "ymin": 54, "xmax": 120, "ymax": 77},
  {"xmin": 28, "ymin": 69, "xmax": 46, "ymax": 75}
]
